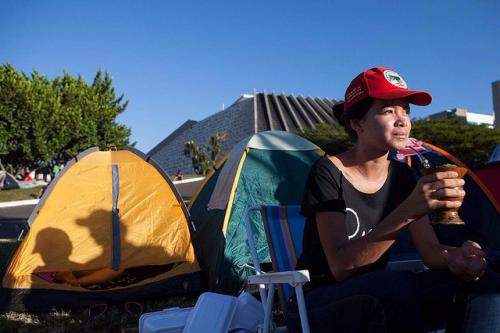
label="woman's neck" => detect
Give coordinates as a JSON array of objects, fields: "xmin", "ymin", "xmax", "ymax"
[{"xmin": 335, "ymin": 144, "xmax": 390, "ymax": 180}]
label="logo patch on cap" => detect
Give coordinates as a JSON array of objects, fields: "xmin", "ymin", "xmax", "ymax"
[{"xmin": 383, "ymin": 70, "xmax": 407, "ymax": 88}]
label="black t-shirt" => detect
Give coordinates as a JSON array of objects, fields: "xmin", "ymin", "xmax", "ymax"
[{"xmin": 296, "ymin": 156, "xmax": 417, "ymax": 285}]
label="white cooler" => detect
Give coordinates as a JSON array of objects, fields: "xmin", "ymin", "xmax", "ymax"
[
  {"xmin": 139, "ymin": 307, "xmax": 192, "ymax": 333},
  {"xmin": 139, "ymin": 292, "xmax": 264, "ymax": 333}
]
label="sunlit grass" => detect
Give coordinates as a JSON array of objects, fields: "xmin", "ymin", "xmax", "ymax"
[{"xmin": 0, "ymin": 187, "xmax": 41, "ymax": 202}]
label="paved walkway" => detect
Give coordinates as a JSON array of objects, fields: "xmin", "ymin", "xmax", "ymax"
[{"xmin": 0, "ymin": 199, "xmax": 38, "ymax": 219}]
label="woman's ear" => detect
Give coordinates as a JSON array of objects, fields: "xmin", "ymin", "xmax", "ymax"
[{"xmin": 350, "ymin": 119, "xmax": 363, "ymax": 133}]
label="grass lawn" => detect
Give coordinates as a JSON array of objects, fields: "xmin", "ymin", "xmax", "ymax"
[
  {"xmin": 0, "ymin": 295, "xmax": 197, "ymax": 333},
  {"xmin": 0, "ymin": 174, "xmax": 203, "ymax": 202},
  {"xmin": 0, "ymin": 187, "xmax": 42, "ymax": 202}
]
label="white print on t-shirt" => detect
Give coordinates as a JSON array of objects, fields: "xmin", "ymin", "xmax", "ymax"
[{"xmin": 346, "ymin": 207, "xmax": 373, "ymax": 240}]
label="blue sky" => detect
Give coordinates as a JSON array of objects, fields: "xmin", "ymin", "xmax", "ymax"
[{"xmin": 1, "ymin": 1, "xmax": 499, "ymax": 152}]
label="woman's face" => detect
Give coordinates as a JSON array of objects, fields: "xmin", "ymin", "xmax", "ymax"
[{"xmin": 352, "ymin": 98, "xmax": 411, "ymax": 151}]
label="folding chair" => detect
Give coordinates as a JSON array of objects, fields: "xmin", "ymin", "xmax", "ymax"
[
  {"xmin": 244, "ymin": 205, "xmax": 310, "ymax": 333},
  {"xmin": 244, "ymin": 205, "xmax": 430, "ymax": 333}
]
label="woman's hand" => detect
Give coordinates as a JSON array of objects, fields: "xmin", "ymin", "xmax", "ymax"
[
  {"xmin": 404, "ymin": 171, "xmax": 465, "ymax": 220},
  {"xmin": 442, "ymin": 241, "xmax": 487, "ymax": 282}
]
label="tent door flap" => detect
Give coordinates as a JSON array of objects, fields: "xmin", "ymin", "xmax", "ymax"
[{"xmin": 112, "ymin": 164, "xmax": 121, "ymax": 270}]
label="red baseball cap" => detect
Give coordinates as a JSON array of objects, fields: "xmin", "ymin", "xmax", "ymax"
[{"xmin": 344, "ymin": 67, "xmax": 432, "ymax": 113}]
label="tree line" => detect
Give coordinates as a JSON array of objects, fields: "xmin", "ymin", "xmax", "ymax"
[
  {"xmin": 2, "ymin": 64, "xmax": 497, "ymax": 176},
  {"xmin": 183, "ymin": 117, "xmax": 498, "ymax": 175},
  {"xmin": 299, "ymin": 117, "xmax": 500, "ymax": 170},
  {"xmin": 0, "ymin": 64, "xmax": 131, "ymax": 175}
]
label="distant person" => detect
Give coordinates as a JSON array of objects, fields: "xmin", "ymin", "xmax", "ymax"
[
  {"xmin": 175, "ymin": 169, "xmax": 183, "ymax": 181},
  {"xmin": 16, "ymin": 168, "xmax": 25, "ymax": 180},
  {"xmin": 23, "ymin": 168, "xmax": 32, "ymax": 181},
  {"xmin": 52, "ymin": 162, "xmax": 60, "ymax": 177},
  {"xmin": 37, "ymin": 184, "xmax": 48, "ymax": 198}
]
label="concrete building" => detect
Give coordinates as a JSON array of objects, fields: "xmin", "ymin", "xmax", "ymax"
[
  {"xmin": 149, "ymin": 91, "xmax": 337, "ymax": 174},
  {"xmin": 428, "ymin": 80, "xmax": 500, "ymax": 128},
  {"xmin": 493, "ymin": 80, "xmax": 500, "ymax": 129},
  {"xmin": 428, "ymin": 108, "xmax": 494, "ymax": 127}
]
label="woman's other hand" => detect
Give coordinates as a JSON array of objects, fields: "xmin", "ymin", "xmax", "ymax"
[{"xmin": 442, "ymin": 241, "xmax": 487, "ymax": 282}]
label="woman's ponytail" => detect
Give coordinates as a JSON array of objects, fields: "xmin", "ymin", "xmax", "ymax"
[
  {"xmin": 332, "ymin": 102, "xmax": 345, "ymax": 126},
  {"xmin": 331, "ymin": 98, "xmax": 373, "ymax": 140}
]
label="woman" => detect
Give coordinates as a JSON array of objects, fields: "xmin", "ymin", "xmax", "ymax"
[{"xmin": 286, "ymin": 67, "xmax": 500, "ymax": 332}]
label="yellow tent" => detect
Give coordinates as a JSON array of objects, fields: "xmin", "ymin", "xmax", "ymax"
[{"xmin": 1, "ymin": 147, "xmax": 200, "ymax": 311}]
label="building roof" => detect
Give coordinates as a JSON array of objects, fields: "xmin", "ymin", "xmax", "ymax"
[
  {"xmin": 148, "ymin": 92, "xmax": 337, "ymax": 160},
  {"xmin": 148, "ymin": 119, "xmax": 198, "ymax": 156},
  {"xmin": 253, "ymin": 91, "xmax": 337, "ymax": 132}
]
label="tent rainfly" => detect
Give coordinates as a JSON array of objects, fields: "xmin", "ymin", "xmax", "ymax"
[
  {"xmin": 189, "ymin": 131, "xmax": 323, "ymax": 293},
  {"xmin": 1, "ymin": 147, "xmax": 201, "ymax": 311}
]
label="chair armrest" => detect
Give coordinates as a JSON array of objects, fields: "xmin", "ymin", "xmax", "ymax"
[
  {"xmin": 247, "ymin": 270, "xmax": 310, "ymax": 286},
  {"xmin": 386, "ymin": 259, "xmax": 427, "ymax": 273}
]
